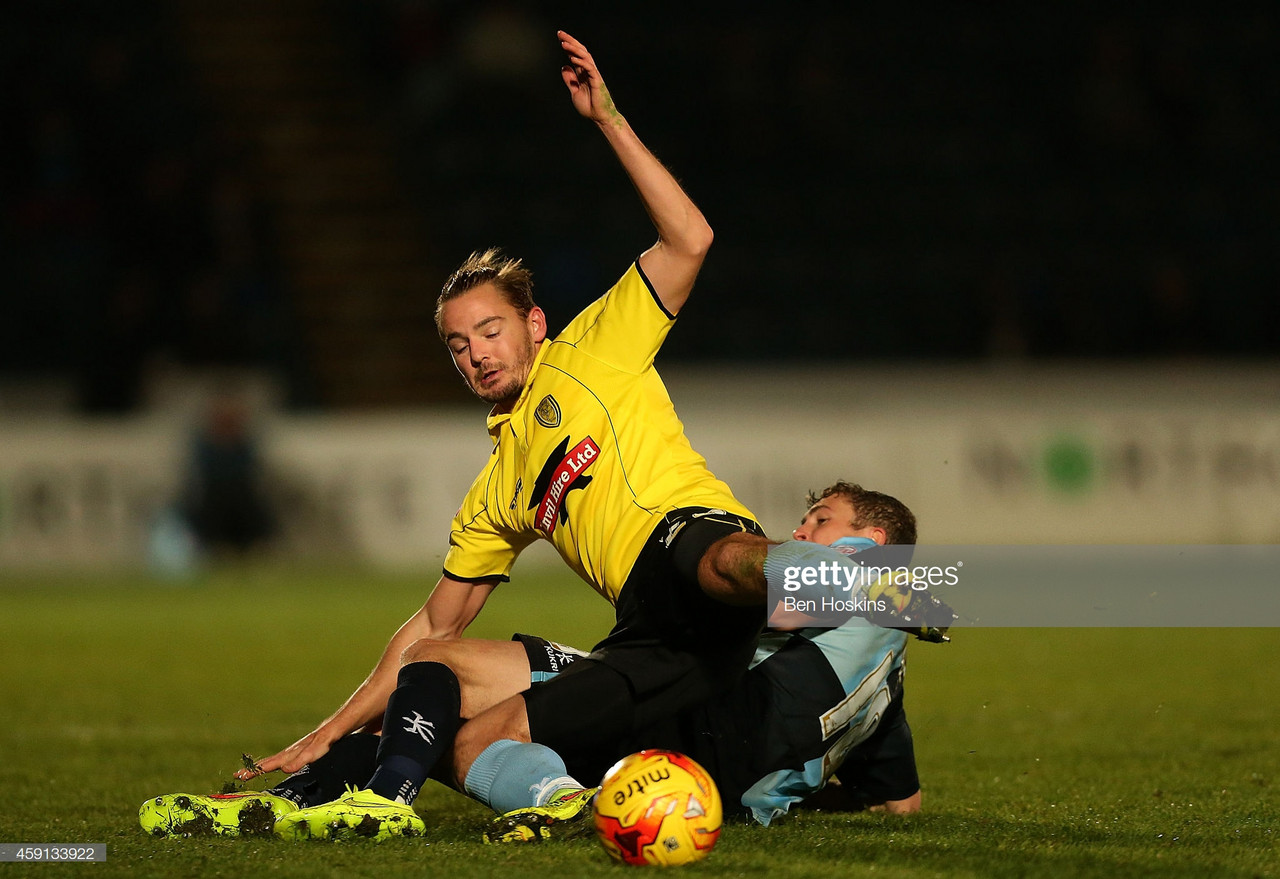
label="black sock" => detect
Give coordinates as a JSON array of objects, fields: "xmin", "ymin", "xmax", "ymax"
[
  {"xmin": 367, "ymin": 661, "xmax": 461, "ymax": 804},
  {"xmin": 266, "ymin": 732, "xmax": 379, "ymax": 807}
]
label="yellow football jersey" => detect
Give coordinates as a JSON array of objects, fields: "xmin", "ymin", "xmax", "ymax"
[{"xmin": 444, "ymin": 261, "xmax": 755, "ymax": 604}]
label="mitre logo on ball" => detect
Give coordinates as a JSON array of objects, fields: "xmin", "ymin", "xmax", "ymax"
[{"xmin": 593, "ymin": 750, "xmax": 722, "ymax": 867}]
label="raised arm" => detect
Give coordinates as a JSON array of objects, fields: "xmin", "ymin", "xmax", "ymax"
[
  {"xmin": 559, "ymin": 30, "xmax": 712, "ymax": 315},
  {"xmin": 237, "ymin": 574, "xmax": 498, "ymax": 778}
]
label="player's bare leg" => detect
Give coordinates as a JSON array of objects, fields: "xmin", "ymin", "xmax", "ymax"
[
  {"xmin": 451, "ymin": 693, "xmax": 600, "ymax": 843},
  {"xmin": 399, "ymin": 637, "xmax": 531, "ymax": 718},
  {"xmin": 450, "ymin": 693, "xmax": 532, "ymax": 790}
]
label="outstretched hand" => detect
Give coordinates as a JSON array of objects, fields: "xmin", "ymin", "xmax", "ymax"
[
  {"xmin": 559, "ymin": 30, "xmax": 621, "ymax": 126},
  {"xmin": 555, "ymin": 27, "xmax": 709, "ymax": 316},
  {"xmin": 233, "ymin": 730, "xmax": 332, "ymax": 781}
]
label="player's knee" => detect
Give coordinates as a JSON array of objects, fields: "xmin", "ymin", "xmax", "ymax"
[{"xmin": 401, "ymin": 637, "xmax": 453, "ymax": 666}]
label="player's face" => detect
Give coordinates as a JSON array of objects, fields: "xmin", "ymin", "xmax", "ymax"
[
  {"xmin": 441, "ymin": 283, "xmax": 546, "ymax": 412},
  {"xmin": 793, "ymin": 495, "xmax": 884, "ymax": 546}
]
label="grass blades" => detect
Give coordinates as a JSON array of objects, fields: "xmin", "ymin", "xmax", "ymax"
[{"xmin": 1, "ymin": 565, "xmax": 1276, "ymax": 878}]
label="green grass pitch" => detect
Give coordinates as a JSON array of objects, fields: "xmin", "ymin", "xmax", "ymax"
[{"xmin": 1, "ymin": 565, "xmax": 1276, "ymax": 878}]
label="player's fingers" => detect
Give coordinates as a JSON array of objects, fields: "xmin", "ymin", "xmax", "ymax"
[
  {"xmin": 243, "ymin": 749, "xmax": 290, "ymax": 777},
  {"xmin": 556, "ymin": 29, "xmax": 585, "ymax": 53},
  {"xmin": 561, "ymin": 53, "xmax": 595, "ymax": 81},
  {"xmin": 233, "ymin": 761, "xmax": 269, "ymax": 781},
  {"xmin": 557, "ymin": 35, "xmax": 597, "ymax": 75}
]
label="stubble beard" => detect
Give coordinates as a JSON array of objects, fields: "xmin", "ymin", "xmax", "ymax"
[
  {"xmin": 470, "ymin": 340, "xmax": 534, "ymax": 409},
  {"xmin": 475, "ymin": 372, "xmax": 523, "ymax": 407}
]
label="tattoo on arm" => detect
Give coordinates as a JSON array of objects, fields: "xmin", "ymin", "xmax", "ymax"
[{"xmin": 726, "ymin": 542, "xmax": 768, "ymax": 591}]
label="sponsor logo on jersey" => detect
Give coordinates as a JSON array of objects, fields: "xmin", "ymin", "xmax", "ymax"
[
  {"xmin": 534, "ymin": 394, "xmax": 561, "ymax": 428},
  {"xmin": 530, "ymin": 436, "xmax": 598, "ymax": 534}
]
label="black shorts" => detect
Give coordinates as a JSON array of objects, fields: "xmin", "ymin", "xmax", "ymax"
[
  {"xmin": 610, "ymin": 639, "xmax": 919, "ymax": 815},
  {"xmin": 524, "ymin": 507, "xmax": 765, "ymax": 756},
  {"xmin": 512, "ymin": 633, "xmax": 587, "ymax": 683}
]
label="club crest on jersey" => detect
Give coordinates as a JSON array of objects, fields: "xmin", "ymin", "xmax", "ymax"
[
  {"xmin": 534, "ymin": 395, "xmax": 561, "ymax": 428},
  {"xmin": 530, "ymin": 436, "xmax": 598, "ymax": 534}
]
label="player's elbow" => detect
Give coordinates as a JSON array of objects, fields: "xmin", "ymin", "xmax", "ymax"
[
  {"xmin": 686, "ymin": 217, "xmax": 713, "ymax": 260},
  {"xmin": 696, "ymin": 532, "xmax": 769, "ymax": 606},
  {"xmin": 665, "ymin": 214, "xmax": 712, "ymax": 263}
]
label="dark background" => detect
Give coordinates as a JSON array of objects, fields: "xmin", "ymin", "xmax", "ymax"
[{"xmin": 3, "ymin": 1, "xmax": 1276, "ymax": 410}]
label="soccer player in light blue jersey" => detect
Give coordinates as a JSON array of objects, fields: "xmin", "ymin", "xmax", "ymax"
[{"xmin": 478, "ymin": 481, "xmax": 929, "ymax": 841}]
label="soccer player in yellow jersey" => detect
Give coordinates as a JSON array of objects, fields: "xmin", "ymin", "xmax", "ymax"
[{"xmin": 219, "ymin": 31, "xmax": 780, "ymax": 822}]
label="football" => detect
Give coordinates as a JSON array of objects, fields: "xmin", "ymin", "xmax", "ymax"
[{"xmin": 593, "ymin": 749, "xmax": 722, "ymax": 866}]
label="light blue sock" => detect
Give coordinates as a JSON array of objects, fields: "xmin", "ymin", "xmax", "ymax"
[{"xmin": 463, "ymin": 740, "xmax": 582, "ymax": 813}]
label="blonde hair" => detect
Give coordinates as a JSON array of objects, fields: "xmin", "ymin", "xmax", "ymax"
[{"xmin": 436, "ymin": 248, "xmax": 535, "ymax": 338}]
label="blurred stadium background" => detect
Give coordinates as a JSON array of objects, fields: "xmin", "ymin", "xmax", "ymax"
[{"xmin": 2, "ymin": 1, "xmax": 1278, "ymax": 573}]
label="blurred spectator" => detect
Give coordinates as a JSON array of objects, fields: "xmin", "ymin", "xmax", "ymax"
[{"xmin": 180, "ymin": 390, "xmax": 276, "ymax": 556}]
